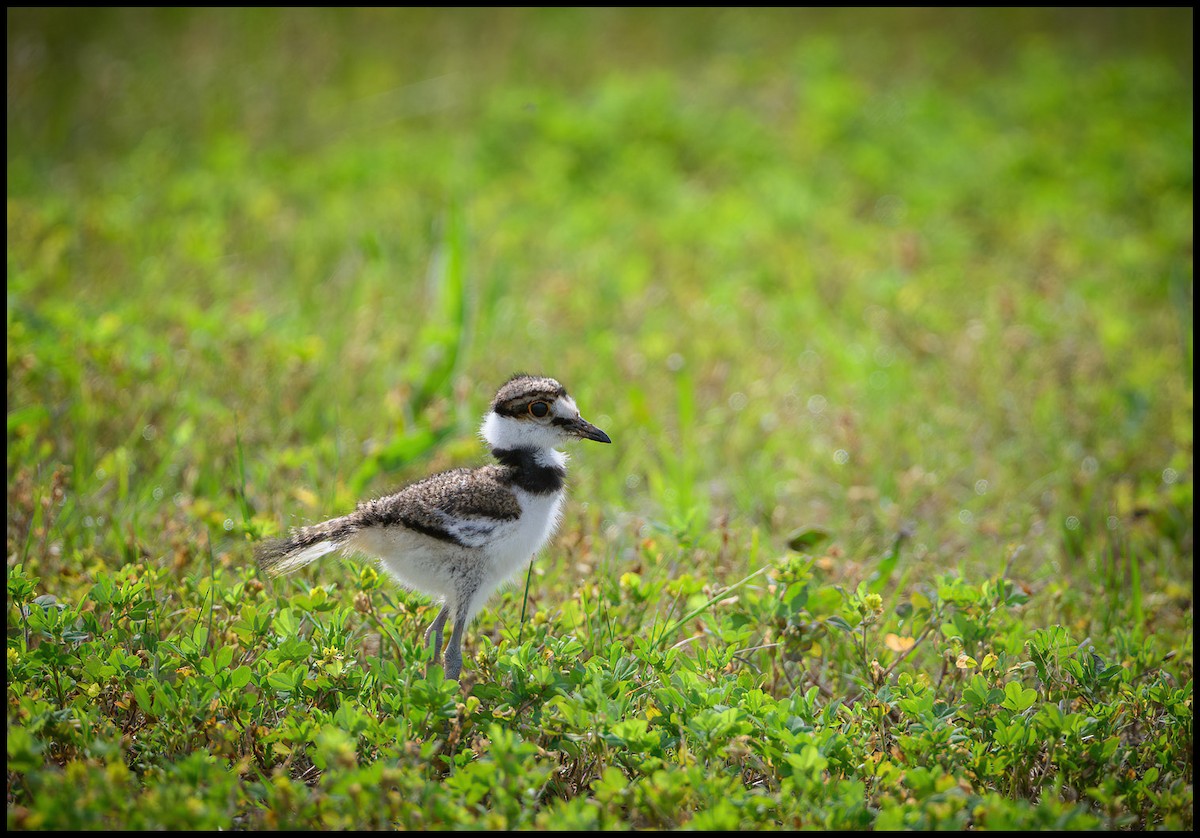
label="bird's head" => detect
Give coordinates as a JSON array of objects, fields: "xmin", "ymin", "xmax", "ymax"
[{"xmin": 480, "ymin": 374, "xmax": 611, "ymax": 452}]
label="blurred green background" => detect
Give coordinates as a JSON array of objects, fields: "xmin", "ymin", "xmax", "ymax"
[{"xmin": 8, "ymin": 7, "xmax": 1192, "ymax": 610}]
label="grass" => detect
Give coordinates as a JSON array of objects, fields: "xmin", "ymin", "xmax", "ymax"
[{"xmin": 6, "ymin": 7, "xmax": 1194, "ymax": 830}]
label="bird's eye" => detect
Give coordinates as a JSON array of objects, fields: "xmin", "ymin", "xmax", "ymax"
[{"xmin": 529, "ymin": 401, "xmax": 550, "ymax": 418}]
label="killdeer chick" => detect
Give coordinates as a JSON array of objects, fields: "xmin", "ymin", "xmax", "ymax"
[{"xmin": 256, "ymin": 374, "xmax": 611, "ymax": 681}]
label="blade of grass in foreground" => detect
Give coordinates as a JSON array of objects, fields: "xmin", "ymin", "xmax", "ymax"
[
  {"xmin": 653, "ymin": 565, "xmax": 771, "ymax": 651},
  {"xmin": 1129, "ymin": 540, "xmax": 1144, "ymax": 634}
]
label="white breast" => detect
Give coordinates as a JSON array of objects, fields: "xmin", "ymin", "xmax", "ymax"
[
  {"xmin": 346, "ymin": 485, "xmax": 565, "ymax": 623},
  {"xmin": 485, "ymin": 486, "xmax": 565, "ymax": 586}
]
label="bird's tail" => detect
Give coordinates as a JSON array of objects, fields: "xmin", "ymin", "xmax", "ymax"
[{"xmin": 255, "ymin": 514, "xmax": 357, "ymax": 576}]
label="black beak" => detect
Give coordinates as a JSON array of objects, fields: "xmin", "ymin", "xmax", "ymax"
[{"xmin": 568, "ymin": 416, "xmax": 612, "ymax": 443}]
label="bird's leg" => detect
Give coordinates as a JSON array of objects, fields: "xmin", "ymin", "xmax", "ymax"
[
  {"xmin": 443, "ymin": 610, "xmax": 468, "ymax": 681},
  {"xmin": 423, "ymin": 602, "xmax": 451, "ymax": 665},
  {"xmin": 442, "ymin": 576, "xmax": 482, "ymax": 682}
]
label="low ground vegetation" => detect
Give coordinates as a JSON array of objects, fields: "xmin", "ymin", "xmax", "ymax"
[{"xmin": 7, "ymin": 8, "xmax": 1193, "ymax": 829}]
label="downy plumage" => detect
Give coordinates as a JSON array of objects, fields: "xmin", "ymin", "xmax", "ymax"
[{"xmin": 256, "ymin": 374, "xmax": 610, "ymax": 680}]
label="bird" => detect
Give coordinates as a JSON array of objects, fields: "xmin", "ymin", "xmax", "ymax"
[{"xmin": 255, "ymin": 374, "xmax": 611, "ymax": 681}]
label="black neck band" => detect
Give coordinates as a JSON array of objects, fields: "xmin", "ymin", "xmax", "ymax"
[{"xmin": 491, "ymin": 447, "xmax": 566, "ymax": 495}]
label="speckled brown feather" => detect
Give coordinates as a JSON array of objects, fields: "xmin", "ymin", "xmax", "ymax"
[
  {"xmin": 491, "ymin": 374, "xmax": 567, "ymax": 417},
  {"xmin": 255, "ymin": 513, "xmax": 358, "ymax": 574},
  {"xmin": 354, "ymin": 466, "xmax": 521, "ymax": 542},
  {"xmin": 255, "ymin": 462, "xmax": 532, "ymax": 572}
]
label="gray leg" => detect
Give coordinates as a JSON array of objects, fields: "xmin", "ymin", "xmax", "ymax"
[
  {"xmin": 443, "ymin": 571, "xmax": 481, "ymax": 681},
  {"xmin": 444, "ymin": 613, "xmax": 467, "ymax": 681},
  {"xmin": 423, "ymin": 603, "xmax": 451, "ymax": 664}
]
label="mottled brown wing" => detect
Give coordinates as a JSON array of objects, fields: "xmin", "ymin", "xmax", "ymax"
[{"xmin": 353, "ymin": 466, "xmax": 520, "ymax": 546}]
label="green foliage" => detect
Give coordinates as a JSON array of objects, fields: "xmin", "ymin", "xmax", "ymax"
[
  {"xmin": 7, "ymin": 7, "xmax": 1193, "ymax": 831},
  {"xmin": 6, "ymin": 550, "xmax": 1193, "ymax": 828}
]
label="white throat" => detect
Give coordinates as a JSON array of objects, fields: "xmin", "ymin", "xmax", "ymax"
[
  {"xmin": 480, "ymin": 412, "xmax": 568, "ymax": 467},
  {"xmin": 533, "ymin": 447, "xmax": 568, "ymax": 469}
]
